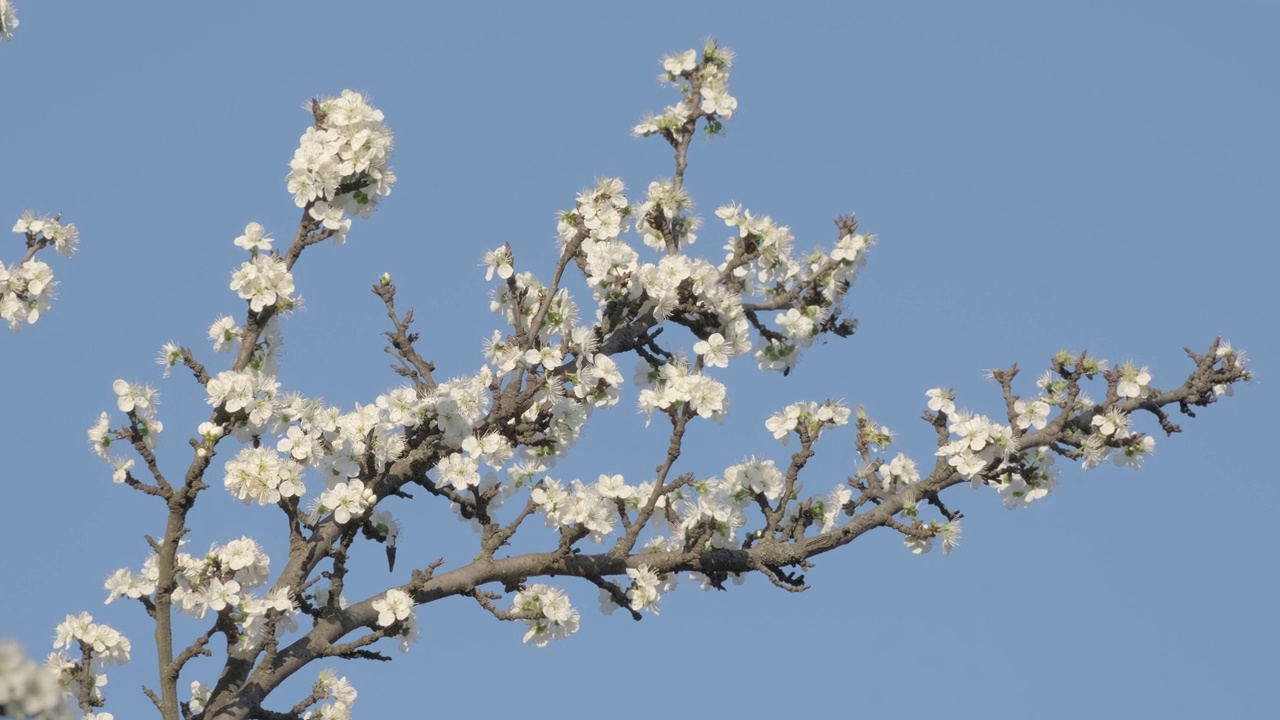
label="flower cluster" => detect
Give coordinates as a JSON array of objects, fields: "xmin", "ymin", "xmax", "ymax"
[
  {"xmin": 317, "ymin": 479, "xmax": 376, "ymax": 525},
  {"xmin": 901, "ymin": 512, "xmax": 963, "ymax": 556},
  {"xmin": 663, "ymin": 457, "xmax": 789, "ymax": 550},
  {"xmin": 765, "ymin": 400, "xmax": 852, "ymax": 443},
  {"xmin": 1212, "ymin": 342, "xmax": 1248, "ymax": 396},
  {"xmin": 208, "ymin": 315, "xmax": 243, "ymax": 354},
  {"xmin": 715, "ymin": 204, "xmax": 798, "ymax": 286},
  {"xmin": 571, "ymin": 351, "xmax": 624, "ymax": 408},
  {"xmin": 512, "ymin": 584, "xmax": 580, "ymax": 647},
  {"xmin": 991, "ymin": 446, "xmax": 1060, "ymax": 509},
  {"xmin": 107, "ymin": 537, "xmax": 295, "ymax": 649},
  {"xmin": 930, "ymin": 401, "xmax": 1066, "ymax": 510},
  {"xmin": 634, "ymin": 40, "xmax": 737, "ymax": 138},
  {"xmin": 715, "ymin": 205, "xmax": 869, "ymax": 373},
  {"xmin": 814, "ymin": 485, "xmax": 853, "ymax": 533},
  {"xmin": 634, "ymin": 180, "xmax": 699, "ymax": 251},
  {"xmin": 14, "ymin": 212, "xmax": 78, "ymax": 256},
  {"xmin": 52, "ymin": 614, "xmax": 131, "ymax": 667},
  {"xmin": 531, "ymin": 476, "xmax": 623, "ymax": 542},
  {"xmin": 2, "ymin": 213, "xmax": 78, "ymax": 330},
  {"xmin": 0, "ymin": 641, "xmax": 68, "ymax": 720},
  {"xmin": 554, "ymin": 181, "xmax": 636, "ymax": 295},
  {"xmin": 1076, "ymin": 403, "xmax": 1156, "ymax": 472},
  {"xmin": 636, "ymin": 355, "xmax": 729, "ymax": 423},
  {"xmin": 170, "ymin": 539, "xmax": 271, "ymax": 617},
  {"xmin": 224, "ymin": 446, "xmax": 306, "ymax": 505},
  {"xmin": 0, "ymin": 0, "xmax": 16, "ymax": 42},
  {"xmin": 370, "ymin": 588, "xmax": 419, "ymax": 652},
  {"xmin": 528, "ymin": 457, "xmax": 797, "ymax": 555},
  {"xmin": 698, "ymin": 41, "xmax": 737, "ymax": 119},
  {"xmin": 0, "ymin": 258, "xmax": 52, "ymax": 329},
  {"xmin": 301, "ymin": 670, "xmax": 357, "ymax": 720},
  {"xmin": 604, "ymin": 565, "xmax": 674, "ymax": 616},
  {"xmin": 86, "ymin": 380, "xmax": 164, "ymax": 483},
  {"xmin": 1013, "ymin": 397, "xmax": 1051, "ymax": 430},
  {"xmin": 422, "ymin": 369, "xmax": 494, "ymax": 446},
  {"xmin": 207, "ymin": 370, "xmax": 281, "ymax": 435},
  {"xmin": 188, "ymin": 682, "xmax": 210, "ymax": 716},
  {"xmin": 1116, "ymin": 361, "xmax": 1152, "ymax": 399},
  {"xmin": 233, "ymin": 222, "xmax": 273, "ymax": 254},
  {"xmin": 47, "ymin": 613, "xmax": 130, "ymax": 709},
  {"xmin": 204, "ymin": 373, "xmax": 486, "ymax": 524},
  {"xmin": 878, "ymin": 452, "xmax": 921, "ymax": 491},
  {"xmin": 287, "ymin": 90, "xmax": 395, "ymax": 244},
  {"xmin": 935, "ymin": 408, "xmax": 1014, "ymax": 481},
  {"xmin": 103, "ymin": 555, "xmax": 159, "ymax": 604},
  {"xmin": 923, "ymin": 359, "xmax": 1169, "ymax": 515},
  {"xmin": 230, "ymin": 254, "xmax": 295, "ymax": 313}
]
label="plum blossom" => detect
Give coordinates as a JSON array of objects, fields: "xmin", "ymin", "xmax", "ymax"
[
  {"xmin": 234, "ymin": 222, "xmax": 273, "ymax": 253},
  {"xmin": 1116, "ymin": 362, "xmax": 1152, "ymax": 399},
  {"xmin": 926, "ymin": 387, "xmax": 956, "ymax": 415},
  {"xmin": 318, "ymin": 480, "xmax": 375, "ymax": 524},
  {"xmin": 372, "ymin": 589, "xmax": 414, "ymax": 628},
  {"xmin": 0, "ymin": 0, "xmax": 18, "ymax": 42},
  {"xmin": 1014, "ymin": 398, "xmax": 1051, "ymax": 430},
  {"xmin": 287, "ymin": 90, "xmax": 395, "ymax": 227},
  {"xmin": 512, "ymin": 584, "xmax": 580, "ymax": 647},
  {"xmin": 230, "ymin": 255, "xmax": 295, "ymax": 313}
]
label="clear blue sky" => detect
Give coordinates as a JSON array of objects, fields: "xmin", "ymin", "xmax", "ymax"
[{"xmin": 3, "ymin": 3, "xmax": 1275, "ymax": 718}]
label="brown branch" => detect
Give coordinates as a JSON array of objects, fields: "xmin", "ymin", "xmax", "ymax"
[{"xmin": 373, "ymin": 280, "xmax": 436, "ymax": 392}]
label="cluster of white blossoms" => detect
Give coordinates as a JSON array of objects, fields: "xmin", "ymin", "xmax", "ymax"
[
  {"xmin": 0, "ymin": 641, "xmax": 68, "ymax": 720},
  {"xmin": 636, "ymin": 355, "xmax": 729, "ymax": 423},
  {"xmin": 209, "ymin": 369, "xmax": 280, "ymax": 426},
  {"xmin": 103, "ymin": 538, "xmax": 296, "ymax": 651},
  {"xmin": 1115, "ymin": 361, "xmax": 1152, "ymax": 398},
  {"xmin": 635, "ymin": 180, "xmax": 699, "ymax": 251},
  {"xmin": 287, "ymin": 90, "xmax": 395, "ymax": 245},
  {"xmin": 14, "ymin": 212, "xmax": 78, "ymax": 255},
  {"xmin": 765, "ymin": 399, "xmax": 852, "ymax": 443},
  {"xmin": 1212, "ymin": 343, "xmax": 1246, "ymax": 397},
  {"xmin": 926, "ymin": 394, "xmax": 1060, "ymax": 510},
  {"xmin": 633, "ymin": 41, "xmax": 737, "ymax": 138},
  {"xmin": 0, "ymin": 258, "xmax": 52, "ymax": 329},
  {"xmin": 204, "ymin": 362, "xmax": 507, "ymax": 530},
  {"xmin": 529, "ymin": 455, "xmax": 795, "ymax": 554},
  {"xmin": 715, "ymin": 204, "xmax": 798, "ymax": 287},
  {"xmin": 915, "ymin": 355, "xmax": 1171, "ymax": 515},
  {"xmin": 230, "ymin": 253, "xmax": 295, "ymax": 314},
  {"xmin": 545, "ymin": 179, "xmax": 760, "ymax": 364},
  {"xmin": 669, "ymin": 458, "xmax": 786, "ymax": 548},
  {"xmin": 652, "ymin": 49, "xmax": 872, "ymax": 375},
  {"xmin": 370, "ymin": 588, "xmax": 419, "ymax": 652},
  {"xmin": 2, "ymin": 213, "xmax": 78, "ymax": 330},
  {"xmin": 224, "ymin": 317, "xmax": 285, "ymax": 377},
  {"xmin": 0, "ymin": 0, "xmax": 16, "ymax": 42},
  {"xmin": 523, "ymin": 405, "xmax": 855, "ymax": 560},
  {"xmin": 814, "ymin": 484, "xmax": 854, "ymax": 533},
  {"xmin": 47, "ymin": 613, "xmax": 130, "ymax": 710},
  {"xmin": 224, "ymin": 445, "xmax": 306, "ymax": 505},
  {"xmin": 936, "ymin": 410, "xmax": 1015, "ymax": 482},
  {"xmin": 301, "ymin": 670, "xmax": 357, "ymax": 720},
  {"xmin": 900, "ymin": 498, "xmax": 963, "ymax": 556},
  {"xmin": 191, "ymin": 668, "xmax": 358, "ymax": 718},
  {"xmin": 512, "ymin": 584, "xmax": 580, "ymax": 647},
  {"xmin": 531, "ymin": 475, "xmax": 629, "ymax": 542},
  {"xmin": 599, "ymin": 564, "xmax": 677, "ymax": 617},
  {"xmin": 86, "ymin": 380, "xmax": 164, "ymax": 483},
  {"xmin": 188, "ymin": 681, "xmax": 211, "ymax": 716}
]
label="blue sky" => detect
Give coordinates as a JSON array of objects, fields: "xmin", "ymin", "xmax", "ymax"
[{"xmin": 2, "ymin": 2, "xmax": 1275, "ymax": 718}]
